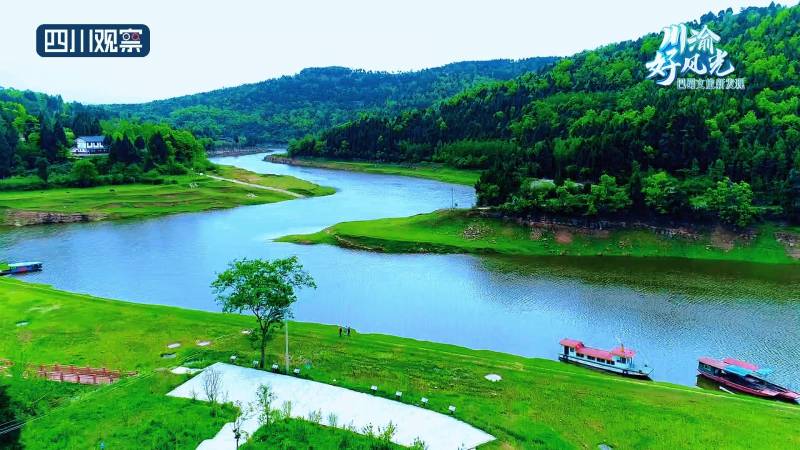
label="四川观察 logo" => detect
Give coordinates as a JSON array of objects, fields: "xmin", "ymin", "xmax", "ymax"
[
  {"xmin": 36, "ymin": 24, "xmax": 150, "ymax": 57},
  {"xmin": 646, "ymin": 23, "xmax": 744, "ymax": 90}
]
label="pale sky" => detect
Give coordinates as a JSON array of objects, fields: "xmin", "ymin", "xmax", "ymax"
[{"xmin": 0, "ymin": 0, "xmax": 796, "ymax": 104}]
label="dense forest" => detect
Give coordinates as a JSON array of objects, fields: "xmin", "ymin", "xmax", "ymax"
[
  {"xmin": 290, "ymin": 4, "xmax": 800, "ymax": 226},
  {"xmin": 0, "ymin": 88, "xmax": 210, "ymax": 190},
  {"xmin": 105, "ymin": 59, "xmax": 557, "ymax": 145}
]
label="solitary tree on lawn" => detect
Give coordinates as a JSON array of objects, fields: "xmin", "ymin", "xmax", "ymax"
[{"xmin": 211, "ymin": 257, "xmax": 316, "ymax": 369}]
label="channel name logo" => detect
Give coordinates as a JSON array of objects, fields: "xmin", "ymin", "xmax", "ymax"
[{"xmin": 36, "ymin": 24, "xmax": 150, "ymax": 57}]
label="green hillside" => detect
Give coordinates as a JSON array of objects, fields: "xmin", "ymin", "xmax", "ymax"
[
  {"xmin": 105, "ymin": 59, "xmax": 557, "ymax": 145},
  {"xmin": 291, "ymin": 4, "xmax": 800, "ymax": 226}
]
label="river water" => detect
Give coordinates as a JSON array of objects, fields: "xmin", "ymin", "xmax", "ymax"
[{"xmin": 2, "ymin": 152, "xmax": 799, "ymax": 389}]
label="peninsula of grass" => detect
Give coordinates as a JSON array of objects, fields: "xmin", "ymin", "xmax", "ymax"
[
  {"xmin": 1, "ymin": 277, "xmax": 799, "ymax": 449},
  {"xmin": 0, "ymin": 167, "xmax": 332, "ymax": 227},
  {"xmin": 278, "ymin": 209, "xmax": 800, "ymax": 265},
  {"xmin": 267, "ymin": 155, "xmax": 480, "ymax": 186},
  {"xmin": 214, "ymin": 164, "xmax": 336, "ymax": 196}
]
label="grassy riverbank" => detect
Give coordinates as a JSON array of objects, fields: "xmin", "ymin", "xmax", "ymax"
[
  {"xmin": 278, "ymin": 209, "xmax": 800, "ymax": 265},
  {"xmin": 269, "ymin": 155, "xmax": 480, "ymax": 186},
  {"xmin": 1, "ymin": 278, "xmax": 798, "ymax": 449},
  {"xmin": 0, "ymin": 167, "xmax": 332, "ymax": 227},
  {"xmin": 214, "ymin": 165, "xmax": 336, "ymax": 197}
]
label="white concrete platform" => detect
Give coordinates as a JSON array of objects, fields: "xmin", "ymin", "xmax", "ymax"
[{"xmin": 167, "ymin": 362, "xmax": 494, "ymax": 450}]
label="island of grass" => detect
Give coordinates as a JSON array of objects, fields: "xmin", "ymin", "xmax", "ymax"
[
  {"xmin": 0, "ymin": 165, "xmax": 333, "ymax": 227},
  {"xmin": 278, "ymin": 209, "xmax": 800, "ymax": 265},
  {"xmin": 266, "ymin": 154, "xmax": 480, "ymax": 186},
  {"xmin": 1, "ymin": 277, "xmax": 798, "ymax": 449}
]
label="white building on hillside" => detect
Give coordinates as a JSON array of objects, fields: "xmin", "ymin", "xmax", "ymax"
[{"xmin": 71, "ymin": 136, "xmax": 107, "ymax": 156}]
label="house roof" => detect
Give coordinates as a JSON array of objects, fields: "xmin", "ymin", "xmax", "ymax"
[{"xmin": 77, "ymin": 135, "xmax": 105, "ymax": 143}]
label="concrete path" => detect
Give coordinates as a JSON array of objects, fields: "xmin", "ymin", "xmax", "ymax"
[
  {"xmin": 168, "ymin": 362, "xmax": 494, "ymax": 450},
  {"xmin": 206, "ymin": 174, "xmax": 305, "ymax": 198}
]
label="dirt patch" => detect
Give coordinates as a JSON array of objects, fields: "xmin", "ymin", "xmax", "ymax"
[
  {"xmin": 710, "ymin": 226, "xmax": 737, "ymax": 252},
  {"xmin": 529, "ymin": 229, "xmax": 543, "ymax": 240},
  {"xmin": 555, "ymin": 230, "xmax": 573, "ymax": 244},
  {"xmin": 775, "ymin": 231, "xmax": 800, "ymax": 259},
  {"xmin": 462, "ymin": 222, "xmax": 491, "ymax": 240},
  {"xmin": 4, "ymin": 210, "xmax": 107, "ymax": 226}
]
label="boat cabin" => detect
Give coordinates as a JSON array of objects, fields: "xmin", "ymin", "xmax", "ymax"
[
  {"xmin": 697, "ymin": 356, "xmax": 800, "ymax": 402},
  {"xmin": 558, "ymin": 338, "xmax": 652, "ymax": 378},
  {"xmin": 560, "ymin": 338, "xmax": 635, "ymax": 368}
]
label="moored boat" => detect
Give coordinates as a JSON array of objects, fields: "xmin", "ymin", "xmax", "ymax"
[
  {"xmin": 558, "ymin": 338, "xmax": 653, "ymax": 379},
  {"xmin": 697, "ymin": 357, "xmax": 800, "ymax": 403},
  {"xmin": 0, "ymin": 261, "xmax": 43, "ymax": 276}
]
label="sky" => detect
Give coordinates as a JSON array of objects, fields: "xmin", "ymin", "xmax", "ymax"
[{"xmin": 0, "ymin": 0, "xmax": 796, "ymax": 104}]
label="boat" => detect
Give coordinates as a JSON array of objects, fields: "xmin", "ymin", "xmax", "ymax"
[
  {"xmin": 697, "ymin": 357, "xmax": 800, "ymax": 403},
  {"xmin": 0, "ymin": 261, "xmax": 43, "ymax": 276},
  {"xmin": 558, "ymin": 338, "xmax": 653, "ymax": 379}
]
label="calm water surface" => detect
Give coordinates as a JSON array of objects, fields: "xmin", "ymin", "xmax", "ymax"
[{"xmin": 2, "ymin": 152, "xmax": 799, "ymax": 389}]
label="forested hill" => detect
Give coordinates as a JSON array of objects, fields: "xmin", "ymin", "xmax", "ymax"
[
  {"xmin": 105, "ymin": 58, "xmax": 557, "ymax": 145},
  {"xmin": 291, "ymin": 4, "xmax": 800, "ymax": 226}
]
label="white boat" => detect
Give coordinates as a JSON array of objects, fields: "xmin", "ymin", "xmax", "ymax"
[{"xmin": 558, "ymin": 338, "xmax": 653, "ymax": 379}]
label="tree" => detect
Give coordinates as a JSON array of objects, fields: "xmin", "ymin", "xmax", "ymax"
[
  {"xmin": 147, "ymin": 132, "xmax": 169, "ymax": 165},
  {"xmin": 35, "ymin": 157, "xmax": 49, "ymax": 183},
  {"xmin": 202, "ymin": 366, "xmax": 223, "ymax": 404},
  {"xmin": 211, "ymin": 257, "xmax": 316, "ymax": 369},
  {"xmin": 255, "ymin": 383, "xmax": 276, "ymax": 426},
  {"xmin": 691, "ymin": 178, "xmax": 757, "ymax": 227},
  {"xmin": 71, "ymin": 159, "xmax": 99, "ymax": 187},
  {"xmin": 587, "ymin": 174, "xmax": 631, "ymax": 216},
  {"xmin": 0, "ymin": 122, "xmax": 13, "ymax": 178},
  {"xmin": 642, "ymin": 171, "xmax": 681, "ymax": 215},
  {"xmin": 0, "ymin": 384, "xmax": 21, "ymax": 449}
]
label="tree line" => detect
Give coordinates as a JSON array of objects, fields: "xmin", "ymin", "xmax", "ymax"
[
  {"xmin": 105, "ymin": 59, "xmax": 557, "ymax": 146},
  {"xmin": 0, "ymin": 88, "xmax": 212, "ymax": 190},
  {"xmin": 289, "ymin": 4, "xmax": 800, "ymax": 226}
]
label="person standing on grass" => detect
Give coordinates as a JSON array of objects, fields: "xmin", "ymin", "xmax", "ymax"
[
  {"xmin": 338, "ymin": 326, "xmax": 343, "ymax": 337},
  {"xmin": 347, "ymin": 326, "xmax": 351, "ymax": 337}
]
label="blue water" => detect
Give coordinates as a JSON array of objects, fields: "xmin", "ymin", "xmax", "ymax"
[{"xmin": 2, "ymin": 152, "xmax": 799, "ymax": 389}]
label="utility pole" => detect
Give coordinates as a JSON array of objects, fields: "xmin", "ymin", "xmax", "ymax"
[{"xmin": 284, "ymin": 320, "xmax": 289, "ymax": 373}]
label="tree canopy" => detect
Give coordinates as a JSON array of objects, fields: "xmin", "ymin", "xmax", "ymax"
[
  {"xmin": 289, "ymin": 3, "xmax": 800, "ymax": 226},
  {"xmin": 210, "ymin": 257, "xmax": 316, "ymax": 369}
]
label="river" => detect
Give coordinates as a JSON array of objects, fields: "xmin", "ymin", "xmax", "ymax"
[{"xmin": 2, "ymin": 152, "xmax": 799, "ymax": 389}]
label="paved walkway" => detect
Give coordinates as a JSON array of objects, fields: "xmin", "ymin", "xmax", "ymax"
[
  {"xmin": 206, "ymin": 174, "xmax": 305, "ymax": 198},
  {"xmin": 168, "ymin": 362, "xmax": 494, "ymax": 450}
]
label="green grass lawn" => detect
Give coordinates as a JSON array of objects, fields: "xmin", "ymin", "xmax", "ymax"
[
  {"xmin": 1, "ymin": 277, "xmax": 798, "ymax": 449},
  {"xmin": 214, "ymin": 165, "xmax": 336, "ymax": 196},
  {"xmin": 0, "ymin": 168, "xmax": 332, "ymax": 227},
  {"xmin": 278, "ymin": 209, "xmax": 800, "ymax": 265},
  {"xmin": 241, "ymin": 418, "xmax": 405, "ymax": 450},
  {"xmin": 270, "ymin": 156, "xmax": 480, "ymax": 186}
]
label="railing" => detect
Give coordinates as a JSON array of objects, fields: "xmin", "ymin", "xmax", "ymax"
[{"xmin": 35, "ymin": 364, "xmax": 137, "ymax": 385}]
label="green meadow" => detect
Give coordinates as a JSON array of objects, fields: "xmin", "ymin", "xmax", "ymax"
[
  {"xmin": 1, "ymin": 278, "xmax": 798, "ymax": 449},
  {"xmin": 0, "ymin": 167, "xmax": 332, "ymax": 227},
  {"xmin": 278, "ymin": 209, "xmax": 800, "ymax": 265}
]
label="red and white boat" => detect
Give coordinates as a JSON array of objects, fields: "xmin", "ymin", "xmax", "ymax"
[
  {"xmin": 559, "ymin": 338, "xmax": 653, "ymax": 379},
  {"xmin": 697, "ymin": 357, "xmax": 800, "ymax": 403}
]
